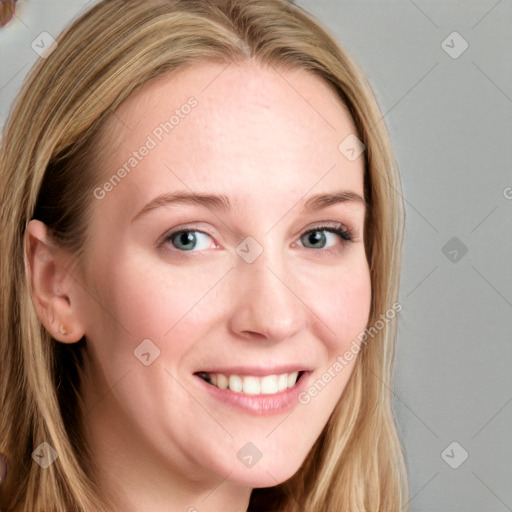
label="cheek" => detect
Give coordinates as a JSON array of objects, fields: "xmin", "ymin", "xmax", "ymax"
[
  {"xmin": 78, "ymin": 251, "xmax": 231, "ymax": 433},
  {"xmin": 308, "ymin": 256, "xmax": 372, "ymax": 353},
  {"xmin": 89, "ymin": 249, "xmax": 230, "ymax": 340}
]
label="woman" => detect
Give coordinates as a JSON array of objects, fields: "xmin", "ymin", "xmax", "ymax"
[{"xmin": 0, "ymin": 0, "xmax": 408, "ymax": 510}]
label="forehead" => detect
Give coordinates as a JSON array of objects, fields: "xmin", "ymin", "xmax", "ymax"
[{"xmin": 92, "ymin": 59, "xmax": 364, "ymax": 221}]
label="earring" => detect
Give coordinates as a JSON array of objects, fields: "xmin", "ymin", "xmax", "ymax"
[{"xmin": 58, "ymin": 324, "xmax": 68, "ymax": 336}]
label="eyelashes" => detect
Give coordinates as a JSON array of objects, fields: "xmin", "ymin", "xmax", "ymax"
[
  {"xmin": 161, "ymin": 224, "xmax": 354, "ymax": 256},
  {"xmin": 298, "ymin": 225, "xmax": 353, "ymax": 251}
]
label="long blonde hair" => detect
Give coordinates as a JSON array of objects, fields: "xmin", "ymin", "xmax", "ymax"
[{"xmin": 0, "ymin": 1, "xmax": 408, "ymax": 510}]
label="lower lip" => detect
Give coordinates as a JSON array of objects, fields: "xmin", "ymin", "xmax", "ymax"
[{"xmin": 194, "ymin": 372, "xmax": 311, "ymax": 415}]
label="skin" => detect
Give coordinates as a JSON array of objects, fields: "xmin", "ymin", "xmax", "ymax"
[{"xmin": 25, "ymin": 59, "xmax": 371, "ymax": 512}]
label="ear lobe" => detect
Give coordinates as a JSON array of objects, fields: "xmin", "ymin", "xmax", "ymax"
[{"xmin": 24, "ymin": 219, "xmax": 85, "ymax": 344}]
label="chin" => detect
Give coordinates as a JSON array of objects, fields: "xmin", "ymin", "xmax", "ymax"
[{"xmin": 220, "ymin": 453, "xmax": 306, "ymax": 488}]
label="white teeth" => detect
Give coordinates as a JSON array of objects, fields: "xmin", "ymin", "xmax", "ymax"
[
  {"xmin": 260, "ymin": 375, "xmax": 277, "ymax": 394},
  {"xmin": 228, "ymin": 375, "xmax": 243, "ymax": 392},
  {"xmin": 242, "ymin": 376, "xmax": 260, "ymax": 395},
  {"xmin": 287, "ymin": 371, "xmax": 298, "ymax": 389},
  {"xmin": 277, "ymin": 373, "xmax": 288, "ymax": 392},
  {"xmin": 216, "ymin": 373, "xmax": 228, "ymax": 390},
  {"xmin": 201, "ymin": 371, "xmax": 302, "ymax": 395}
]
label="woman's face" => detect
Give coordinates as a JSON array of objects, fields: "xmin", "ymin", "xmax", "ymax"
[{"xmin": 73, "ymin": 60, "xmax": 371, "ymax": 491}]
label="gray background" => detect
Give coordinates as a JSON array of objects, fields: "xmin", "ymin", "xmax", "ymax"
[{"xmin": 1, "ymin": 1, "xmax": 511, "ymax": 510}]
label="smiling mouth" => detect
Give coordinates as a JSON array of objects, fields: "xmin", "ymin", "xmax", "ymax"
[{"xmin": 195, "ymin": 371, "xmax": 306, "ymax": 395}]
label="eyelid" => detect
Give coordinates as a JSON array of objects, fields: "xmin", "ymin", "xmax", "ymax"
[
  {"xmin": 296, "ymin": 223, "xmax": 353, "ymax": 254},
  {"xmin": 160, "ymin": 220, "xmax": 358, "ymax": 255},
  {"xmin": 301, "ymin": 221, "xmax": 353, "ymax": 239},
  {"xmin": 158, "ymin": 222, "xmax": 214, "ymax": 246}
]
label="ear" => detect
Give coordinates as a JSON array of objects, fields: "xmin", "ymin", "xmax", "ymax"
[{"xmin": 24, "ymin": 219, "xmax": 85, "ymax": 344}]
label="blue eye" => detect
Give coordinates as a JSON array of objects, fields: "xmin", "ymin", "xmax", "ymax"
[
  {"xmin": 166, "ymin": 229, "xmax": 213, "ymax": 251},
  {"xmin": 299, "ymin": 226, "xmax": 352, "ymax": 250},
  {"xmin": 163, "ymin": 225, "xmax": 353, "ymax": 254}
]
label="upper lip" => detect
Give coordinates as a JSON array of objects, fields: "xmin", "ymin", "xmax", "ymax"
[{"xmin": 194, "ymin": 365, "xmax": 311, "ymax": 377}]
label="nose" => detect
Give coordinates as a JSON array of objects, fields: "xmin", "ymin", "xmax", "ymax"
[{"xmin": 227, "ymin": 245, "xmax": 307, "ymax": 343}]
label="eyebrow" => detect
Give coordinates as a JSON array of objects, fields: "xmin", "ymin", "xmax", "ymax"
[{"xmin": 131, "ymin": 189, "xmax": 366, "ymax": 223}]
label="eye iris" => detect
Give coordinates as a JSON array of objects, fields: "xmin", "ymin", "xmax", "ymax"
[
  {"xmin": 173, "ymin": 231, "xmax": 196, "ymax": 250},
  {"xmin": 303, "ymin": 230, "xmax": 326, "ymax": 248}
]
